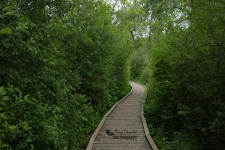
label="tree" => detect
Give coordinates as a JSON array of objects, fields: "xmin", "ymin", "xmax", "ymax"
[
  {"xmin": 0, "ymin": 0, "xmax": 133, "ymax": 149},
  {"xmin": 143, "ymin": 0, "xmax": 225, "ymax": 149}
]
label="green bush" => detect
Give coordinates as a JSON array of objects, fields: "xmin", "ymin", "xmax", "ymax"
[
  {"xmin": 0, "ymin": 0, "xmax": 132, "ymax": 149},
  {"xmin": 0, "ymin": 85, "xmax": 49, "ymax": 149}
]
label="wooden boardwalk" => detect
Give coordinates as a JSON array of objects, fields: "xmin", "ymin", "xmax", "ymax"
[{"xmin": 86, "ymin": 82, "xmax": 158, "ymax": 150}]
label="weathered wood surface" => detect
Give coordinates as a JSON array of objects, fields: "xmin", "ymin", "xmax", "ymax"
[{"xmin": 87, "ymin": 82, "xmax": 157, "ymax": 150}]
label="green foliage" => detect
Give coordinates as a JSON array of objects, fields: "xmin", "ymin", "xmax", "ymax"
[
  {"xmin": 130, "ymin": 38, "xmax": 151, "ymax": 84},
  {"xmin": 0, "ymin": 0, "xmax": 132, "ymax": 149},
  {"xmin": 146, "ymin": 124, "xmax": 200, "ymax": 150},
  {"xmin": 0, "ymin": 85, "xmax": 49, "ymax": 149},
  {"xmin": 0, "ymin": 27, "xmax": 12, "ymax": 34},
  {"xmin": 143, "ymin": 0, "xmax": 225, "ymax": 149}
]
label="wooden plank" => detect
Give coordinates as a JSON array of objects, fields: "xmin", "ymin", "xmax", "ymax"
[
  {"xmin": 86, "ymin": 86, "xmax": 133, "ymax": 150},
  {"xmin": 86, "ymin": 82, "xmax": 158, "ymax": 150}
]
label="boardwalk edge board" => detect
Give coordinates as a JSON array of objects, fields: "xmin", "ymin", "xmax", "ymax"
[
  {"xmin": 139, "ymin": 83, "xmax": 158, "ymax": 150},
  {"xmin": 86, "ymin": 84, "xmax": 134, "ymax": 150}
]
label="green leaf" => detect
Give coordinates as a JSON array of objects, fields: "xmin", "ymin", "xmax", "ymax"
[
  {"xmin": 67, "ymin": 10, "xmax": 73, "ymax": 15},
  {"xmin": 6, "ymin": 11, "xmax": 16, "ymax": 16},
  {"xmin": 0, "ymin": 87, "xmax": 6, "ymax": 96},
  {"xmin": 0, "ymin": 27, "xmax": 13, "ymax": 35},
  {"xmin": 0, "ymin": 144, "xmax": 10, "ymax": 148}
]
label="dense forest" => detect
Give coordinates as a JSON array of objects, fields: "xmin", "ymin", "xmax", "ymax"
[
  {"xmin": 0, "ymin": 0, "xmax": 132, "ymax": 149},
  {"xmin": 130, "ymin": 0, "xmax": 225, "ymax": 150},
  {"xmin": 1, "ymin": 0, "xmax": 225, "ymax": 150}
]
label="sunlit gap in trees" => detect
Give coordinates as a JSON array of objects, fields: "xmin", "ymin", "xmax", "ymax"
[
  {"xmin": 104, "ymin": 0, "xmax": 149, "ymax": 38},
  {"xmin": 172, "ymin": 9, "xmax": 190, "ymax": 29}
]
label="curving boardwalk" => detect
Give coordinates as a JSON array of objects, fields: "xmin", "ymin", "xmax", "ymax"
[{"xmin": 86, "ymin": 82, "xmax": 158, "ymax": 150}]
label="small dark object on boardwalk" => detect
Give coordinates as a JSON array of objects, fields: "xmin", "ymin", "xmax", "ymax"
[{"xmin": 105, "ymin": 129, "xmax": 114, "ymax": 136}]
